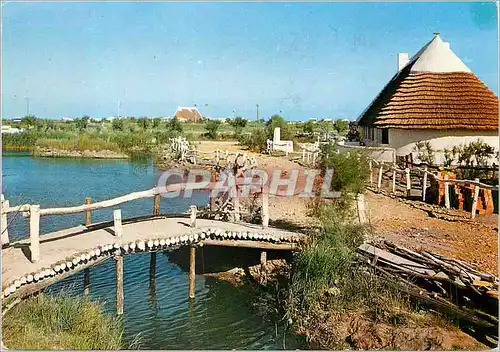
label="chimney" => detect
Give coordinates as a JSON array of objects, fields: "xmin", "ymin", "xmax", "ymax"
[{"xmin": 397, "ymin": 53, "xmax": 409, "ymax": 72}]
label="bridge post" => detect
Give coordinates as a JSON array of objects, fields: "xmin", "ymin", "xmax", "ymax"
[
  {"xmin": 113, "ymin": 209, "xmax": 123, "ymax": 237},
  {"xmin": 1, "ymin": 195, "xmax": 10, "ymax": 247},
  {"xmin": 149, "ymin": 252, "xmax": 157, "ymax": 283},
  {"xmin": 153, "ymin": 194, "xmax": 161, "ymax": 216},
  {"xmin": 29, "ymin": 204, "xmax": 40, "ymax": 263},
  {"xmin": 84, "ymin": 197, "xmax": 92, "ymax": 226},
  {"xmin": 115, "ymin": 254, "xmax": 124, "ymax": 315},
  {"xmin": 190, "ymin": 205, "xmax": 197, "ymax": 228},
  {"xmin": 188, "ymin": 245, "xmax": 196, "ymax": 299},
  {"xmin": 261, "ymin": 188, "xmax": 269, "ymax": 228},
  {"xmin": 83, "ymin": 268, "xmax": 90, "ymax": 299}
]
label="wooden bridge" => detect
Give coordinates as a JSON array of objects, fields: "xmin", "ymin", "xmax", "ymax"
[{"xmin": 1, "ymin": 186, "xmax": 305, "ymax": 309}]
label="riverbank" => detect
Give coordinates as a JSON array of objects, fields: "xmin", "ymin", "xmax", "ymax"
[{"xmin": 34, "ymin": 147, "xmax": 129, "ymax": 159}]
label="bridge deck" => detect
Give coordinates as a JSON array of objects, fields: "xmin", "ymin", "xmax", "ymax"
[{"xmin": 2, "ymin": 217, "xmax": 302, "ymax": 291}]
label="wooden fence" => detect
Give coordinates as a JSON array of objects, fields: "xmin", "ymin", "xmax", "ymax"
[{"xmin": 368, "ymin": 159, "xmax": 499, "ymax": 219}]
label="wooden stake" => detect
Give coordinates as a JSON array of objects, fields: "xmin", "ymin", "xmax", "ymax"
[
  {"xmin": 377, "ymin": 164, "xmax": 383, "ymax": 190},
  {"xmin": 261, "ymin": 188, "xmax": 269, "ymax": 228},
  {"xmin": 471, "ymin": 178, "xmax": 480, "ymax": 219},
  {"xmin": 113, "ymin": 209, "xmax": 123, "ymax": 238},
  {"xmin": 405, "ymin": 168, "xmax": 411, "ymax": 198},
  {"xmin": 153, "ymin": 194, "xmax": 161, "ymax": 216},
  {"xmin": 188, "ymin": 245, "xmax": 196, "ymax": 299},
  {"xmin": 190, "ymin": 205, "xmax": 197, "ymax": 228},
  {"xmin": 392, "ymin": 167, "xmax": 396, "ymax": 194},
  {"xmin": 356, "ymin": 193, "xmax": 367, "ymax": 224},
  {"xmin": 84, "ymin": 197, "xmax": 92, "ymax": 226},
  {"xmin": 115, "ymin": 254, "xmax": 124, "ymax": 315},
  {"xmin": 149, "ymin": 252, "xmax": 157, "ymax": 282},
  {"xmin": 369, "ymin": 160, "xmax": 373, "ymax": 186},
  {"xmin": 1, "ymin": 195, "xmax": 10, "ymax": 247},
  {"xmin": 444, "ymin": 175, "xmax": 450, "ymax": 209},
  {"xmin": 83, "ymin": 268, "xmax": 90, "ymax": 299},
  {"xmin": 422, "ymin": 167, "xmax": 428, "ymax": 202},
  {"xmin": 29, "ymin": 205, "xmax": 40, "ymax": 263}
]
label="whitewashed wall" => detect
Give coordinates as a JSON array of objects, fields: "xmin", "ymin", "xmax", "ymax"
[
  {"xmin": 389, "ymin": 129, "xmax": 499, "ymax": 164},
  {"xmin": 336, "ymin": 143, "xmax": 396, "ymax": 163}
]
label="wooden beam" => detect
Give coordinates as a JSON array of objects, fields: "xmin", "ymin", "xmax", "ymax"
[
  {"xmin": 84, "ymin": 197, "xmax": 92, "ymax": 226},
  {"xmin": 471, "ymin": 178, "xmax": 480, "ymax": 219},
  {"xmin": 444, "ymin": 175, "xmax": 450, "ymax": 209},
  {"xmin": 188, "ymin": 245, "xmax": 196, "ymax": 299},
  {"xmin": 405, "ymin": 168, "xmax": 411, "ymax": 198},
  {"xmin": 377, "ymin": 164, "xmax": 383, "ymax": 190},
  {"xmin": 202, "ymin": 239, "xmax": 297, "ymax": 251},
  {"xmin": 115, "ymin": 254, "xmax": 124, "ymax": 315},
  {"xmin": 29, "ymin": 205, "xmax": 40, "ymax": 263},
  {"xmin": 113, "ymin": 209, "xmax": 123, "ymax": 238},
  {"xmin": 422, "ymin": 167, "xmax": 428, "ymax": 202},
  {"xmin": 153, "ymin": 194, "xmax": 161, "ymax": 216}
]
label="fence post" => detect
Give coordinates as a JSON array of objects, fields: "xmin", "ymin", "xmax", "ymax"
[
  {"xmin": 471, "ymin": 178, "xmax": 480, "ymax": 219},
  {"xmin": 153, "ymin": 193, "xmax": 161, "ymax": 216},
  {"xmin": 444, "ymin": 175, "xmax": 450, "ymax": 209},
  {"xmin": 405, "ymin": 168, "xmax": 411, "ymax": 198},
  {"xmin": 190, "ymin": 205, "xmax": 197, "ymax": 228},
  {"xmin": 369, "ymin": 160, "xmax": 373, "ymax": 186},
  {"xmin": 29, "ymin": 205, "xmax": 41, "ymax": 263},
  {"xmin": 1, "ymin": 195, "xmax": 10, "ymax": 247},
  {"xmin": 392, "ymin": 166, "xmax": 396, "ymax": 194},
  {"xmin": 422, "ymin": 167, "xmax": 428, "ymax": 202},
  {"xmin": 261, "ymin": 188, "xmax": 269, "ymax": 228},
  {"xmin": 356, "ymin": 193, "xmax": 367, "ymax": 224},
  {"xmin": 188, "ymin": 245, "xmax": 196, "ymax": 299},
  {"xmin": 113, "ymin": 209, "xmax": 123, "ymax": 238},
  {"xmin": 84, "ymin": 197, "xmax": 92, "ymax": 226},
  {"xmin": 115, "ymin": 254, "xmax": 124, "ymax": 315},
  {"xmin": 377, "ymin": 164, "xmax": 383, "ymax": 190}
]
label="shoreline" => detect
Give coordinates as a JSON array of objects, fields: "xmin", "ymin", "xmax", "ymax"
[{"xmin": 32, "ymin": 147, "xmax": 130, "ymax": 159}]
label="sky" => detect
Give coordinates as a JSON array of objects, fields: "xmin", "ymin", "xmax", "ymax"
[{"xmin": 1, "ymin": 1, "xmax": 498, "ymax": 121}]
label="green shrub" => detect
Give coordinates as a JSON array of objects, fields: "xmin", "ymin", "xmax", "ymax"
[
  {"xmin": 204, "ymin": 120, "xmax": 222, "ymax": 139},
  {"xmin": 2, "ymin": 293, "xmax": 124, "ymax": 350},
  {"xmin": 240, "ymin": 127, "xmax": 267, "ymax": 152}
]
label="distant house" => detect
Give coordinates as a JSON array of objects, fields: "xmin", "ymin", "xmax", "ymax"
[
  {"xmin": 357, "ymin": 33, "xmax": 498, "ymax": 162},
  {"xmin": 2, "ymin": 125, "xmax": 23, "ymax": 134},
  {"xmin": 174, "ymin": 106, "xmax": 202, "ymax": 122}
]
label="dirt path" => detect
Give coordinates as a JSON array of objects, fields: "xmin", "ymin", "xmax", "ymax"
[{"xmin": 365, "ymin": 190, "xmax": 498, "ymax": 274}]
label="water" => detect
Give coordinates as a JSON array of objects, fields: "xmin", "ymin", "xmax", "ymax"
[{"xmin": 2, "ymin": 152, "xmax": 303, "ymax": 350}]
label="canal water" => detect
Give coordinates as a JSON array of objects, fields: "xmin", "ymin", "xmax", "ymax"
[{"xmin": 2, "ymin": 152, "xmax": 304, "ymax": 349}]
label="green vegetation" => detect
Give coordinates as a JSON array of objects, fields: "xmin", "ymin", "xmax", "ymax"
[
  {"xmin": 204, "ymin": 120, "xmax": 223, "ymax": 139},
  {"xmin": 2, "ymin": 293, "xmax": 125, "ymax": 350},
  {"xmin": 227, "ymin": 116, "xmax": 248, "ymax": 137}
]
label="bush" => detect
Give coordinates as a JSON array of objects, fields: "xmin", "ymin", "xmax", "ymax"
[
  {"xmin": 227, "ymin": 116, "xmax": 247, "ymax": 137},
  {"xmin": 319, "ymin": 143, "xmax": 369, "ymax": 195},
  {"xmin": 166, "ymin": 117, "xmax": 183, "ymax": 133},
  {"xmin": 2, "ymin": 293, "xmax": 124, "ymax": 350},
  {"xmin": 204, "ymin": 120, "xmax": 222, "ymax": 139},
  {"xmin": 266, "ymin": 115, "xmax": 293, "ymax": 140},
  {"xmin": 240, "ymin": 127, "xmax": 267, "ymax": 152}
]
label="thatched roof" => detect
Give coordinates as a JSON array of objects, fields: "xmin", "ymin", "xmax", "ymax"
[
  {"xmin": 174, "ymin": 107, "xmax": 202, "ymax": 122},
  {"xmin": 357, "ymin": 34, "xmax": 498, "ymax": 130}
]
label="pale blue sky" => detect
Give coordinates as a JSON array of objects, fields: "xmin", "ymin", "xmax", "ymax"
[{"xmin": 2, "ymin": 2, "xmax": 498, "ymax": 120}]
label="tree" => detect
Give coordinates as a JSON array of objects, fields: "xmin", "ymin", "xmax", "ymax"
[
  {"xmin": 204, "ymin": 120, "xmax": 222, "ymax": 139},
  {"xmin": 166, "ymin": 117, "xmax": 183, "ymax": 133},
  {"xmin": 21, "ymin": 115, "xmax": 36, "ymax": 128},
  {"xmin": 138, "ymin": 117, "xmax": 150, "ymax": 130},
  {"xmin": 75, "ymin": 115, "xmax": 90, "ymax": 131},
  {"xmin": 266, "ymin": 114, "xmax": 292, "ymax": 140},
  {"xmin": 302, "ymin": 121, "xmax": 314, "ymax": 134},
  {"xmin": 152, "ymin": 118, "xmax": 161, "ymax": 129},
  {"xmin": 227, "ymin": 116, "xmax": 247, "ymax": 137},
  {"xmin": 111, "ymin": 118, "xmax": 124, "ymax": 132},
  {"xmin": 334, "ymin": 119, "xmax": 349, "ymax": 136}
]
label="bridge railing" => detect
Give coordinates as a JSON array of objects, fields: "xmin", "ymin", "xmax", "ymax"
[{"xmin": 1, "ymin": 184, "xmax": 270, "ymax": 263}]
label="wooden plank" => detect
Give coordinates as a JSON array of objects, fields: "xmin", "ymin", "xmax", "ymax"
[
  {"xmin": 377, "ymin": 164, "xmax": 383, "ymax": 190},
  {"xmin": 357, "ymin": 243, "xmax": 435, "ymax": 276},
  {"xmin": 113, "ymin": 209, "xmax": 123, "ymax": 238},
  {"xmin": 203, "ymin": 239, "xmax": 297, "ymax": 250}
]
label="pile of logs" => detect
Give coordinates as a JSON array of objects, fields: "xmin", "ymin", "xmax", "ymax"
[{"xmin": 357, "ymin": 241, "xmax": 498, "ymax": 341}]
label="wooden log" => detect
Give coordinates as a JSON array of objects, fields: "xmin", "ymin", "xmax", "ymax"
[
  {"xmin": 83, "ymin": 268, "xmax": 90, "ymax": 299},
  {"xmin": 261, "ymin": 189, "xmax": 269, "ymax": 228},
  {"xmin": 444, "ymin": 175, "xmax": 450, "ymax": 209},
  {"xmin": 471, "ymin": 178, "xmax": 480, "ymax": 219},
  {"xmin": 113, "ymin": 209, "xmax": 123, "ymax": 238},
  {"xmin": 405, "ymin": 168, "xmax": 411, "ymax": 198},
  {"xmin": 2, "ymin": 196, "xmax": 10, "ymax": 246},
  {"xmin": 29, "ymin": 205, "xmax": 40, "ymax": 263},
  {"xmin": 84, "ymin": 197, "xmax": 92, "ymax": 226},
  {"xmin": 190, "ymin": 205, "xmax": 197, "ymax": 228},
  {"xmin": 377, "ymin": 164, "xmax": 383, "ymax": 190},
  {"xmin": 153, "ymin": 194, "xmax": 161, "ymax": 216},
  {"xmin": 115, "ymin": 254, "xmax": 124, "ymax": 315},
  {"xmin": 188, "ymin": 245, "xmax": 196, "ymax": 299},
  {"xmin": 422, "ymin": 167, "xmax": 428, "ymax": 202}
]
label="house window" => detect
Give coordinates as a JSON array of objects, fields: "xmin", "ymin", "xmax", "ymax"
[{"xmin": 381, "ymin": 129, "xmax": 389, "ymax": 144}]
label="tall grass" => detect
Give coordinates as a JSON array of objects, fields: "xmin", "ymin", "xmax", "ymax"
[
  {"xmin": 2, "ymin": 293, "xmax": 124, "ymax": 350},
  {"xmin": 36, "ymin": 135, "xmax": 121, "ymax": 152}
]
